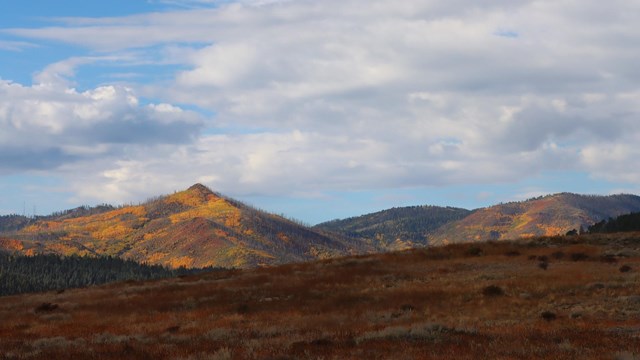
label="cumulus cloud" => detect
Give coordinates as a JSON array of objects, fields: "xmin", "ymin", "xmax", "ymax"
[
  {"xmin": 0, "ymin": 79, "xmax": 202, "ymax": 174},
  {"xmin": 3, "ymin": 0, "xmax": 640, "ymax": 206}
]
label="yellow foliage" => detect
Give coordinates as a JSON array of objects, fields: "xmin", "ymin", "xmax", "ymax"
[
  {"xmin": 105, "ymin": 206, "xmax": 147, "ymax": 218},
  {"xmin": 216, "ymin": 246, "xmax": 274, "ymax": 268},
  {"xmin": 169, "ymin": 197, "xmax": 241, "ymax": 227},
  {"xmin": 147, "ymin": 252, "xmax": 169, "ymax": 264},
  {"xmin": 167, "ymin": 188, "xmax": 216, "ymax": 207},
  {"xmin": 167, "ymin": 256, "xmax": 194, "ymax": 269},
  {"xmin": 47, "ymin": 243, "xmax": 91, "ymax": 257},
  {"xmin": 91, "ymin": 224, "xmax": 133, "ymax": 241},
  {"xmin": 21, "ymin": 206, "xmax": 147, "ymax": 248},
  {"xmin": 538, "ymin": 224, "xmax": 564, "ymax": 236}
]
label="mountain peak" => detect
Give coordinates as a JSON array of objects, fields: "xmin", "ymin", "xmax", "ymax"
[{"xmin": 187, "ymin": 183, "xmax": 214, "ymax": 195}]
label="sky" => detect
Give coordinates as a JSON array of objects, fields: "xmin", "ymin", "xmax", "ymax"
[{"xmin": 1, "ymin": 0, "xmax": 639, "ymax": 224}]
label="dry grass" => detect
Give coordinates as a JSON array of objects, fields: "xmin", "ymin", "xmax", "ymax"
[{"xmin": 1, "ymin": 233, "xmax": 640, "ymax": 359}]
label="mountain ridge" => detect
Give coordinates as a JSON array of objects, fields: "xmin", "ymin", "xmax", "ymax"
[
  {"xmin": 315, "ymin": 205, "xmax": 471, "ymax": 249},
  {"xmin": 0, "ymin": 184, "xmax": 372, "ymax": 268},
  {"xmin": 315, "ymin": 192, "xmax": 640, "ymax": 247},
  {"xmin": 3, "ymin": 188, "xmax": 640, "ymax": 268},
  {"xmin": 429, "ymin": 192, "xmax": 640, "ymax": 245}
]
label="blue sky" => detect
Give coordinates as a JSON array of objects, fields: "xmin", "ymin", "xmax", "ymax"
[{"xmin": 1, "ymin": 0, "xmax": 639, "ymax": 224}]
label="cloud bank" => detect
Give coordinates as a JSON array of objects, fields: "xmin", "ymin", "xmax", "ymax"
[{"xmin": 2, "ymin": 0, "xmax": 640, "ymax": 207}]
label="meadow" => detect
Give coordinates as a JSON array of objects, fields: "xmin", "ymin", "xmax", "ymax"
[{"xmin": 1, "ymin": 233, "xmax": 639, "ymax": 359}]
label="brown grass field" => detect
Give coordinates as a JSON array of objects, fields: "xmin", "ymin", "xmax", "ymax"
[{"xmin": 1, "ymin": 233, "xmax": 639, "ymax": 359}]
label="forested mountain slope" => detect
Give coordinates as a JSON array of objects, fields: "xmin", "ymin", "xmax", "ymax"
[
  {"xmin": 0, "ymin": 184, "xmax": 372, "ymax": 268},
  {"xmin": 429, "ymin": 193, "xmax": 640, "ymax": 244},
  {"xmin": 315, "ymin": 206, "xmax": 471, "ymax": 249}
]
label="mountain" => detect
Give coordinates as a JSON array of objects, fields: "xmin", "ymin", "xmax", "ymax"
[
  {"xmin": 429, "ymin": 193, "xmax": 640, "ymax": 245},
  {"xmin": 3, "ymin": 189, "xmax": 639, "ymax": 269},
  {"xmin": 0, "ymin": 184, "xmax": 371, "ymax": 268},
  {"xmin": 315, "ymin": 205, "xmax": 471, "ymax": 249}
]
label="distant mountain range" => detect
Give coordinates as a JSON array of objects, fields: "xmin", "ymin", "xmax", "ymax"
[
  {"xmin": 316, "ymin": 193, "xmax": 640, "ymax": 247},
  {"xmin": 2, "ymin": 186, "xmax": 640, "ymax": 268},
  {"xmin": 429, "ymin": 193, "xmax": 640, "ymax": 245}
]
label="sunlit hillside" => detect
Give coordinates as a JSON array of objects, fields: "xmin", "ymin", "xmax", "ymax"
[
  {"xmin": 0, "ymin": 184, "xmax": 371, "ymax": 268},
  {"xmin": 430, "ymin": 193, "xmax": 640, "ymax": 245}
]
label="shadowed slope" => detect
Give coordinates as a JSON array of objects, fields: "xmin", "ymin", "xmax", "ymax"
[{"xmin": 315, "ymin": 205, "xmax": 471, "ymax": 249}]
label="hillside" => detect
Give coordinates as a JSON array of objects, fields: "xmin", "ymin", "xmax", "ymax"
[
  {"xmin": 430, "ymin": 193, "xmax": 640, "ymax": 245},
  {"xmin": 315, "ymin": 206, "xmax": 471, "ymax": 249},
  {"xmin": 1, "ymin": 233, "xmax": 638, "ymax": 359},
  {"xmin": 0, "ymin": 184, "xmax": 371, "ymax": 268},
  {"xmin": 0, "ymin": 215, "xmax": 32, "ymax": 233}
]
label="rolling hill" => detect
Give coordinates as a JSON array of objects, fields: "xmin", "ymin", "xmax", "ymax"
[
  {"xmin": 318, "ymin": 193, "xmax": 640, "ymax": 247},
  {"xmin": 429, "ymin": 193, "xmax": 640, "ymax": 245},
  {"xmin": 1, "ymin": 233, "xmax": 639, "ymax": 359},
  {"xmin": 0, "ymin": 184, "xmax": 371, "ymax": 268},
  {"xmin": 3, "ymin": 189, "xmax": 640, "ymax": 269},
  {"xmin": 315, "ymin": 206, "xmax": 471, "ymax": 249}
]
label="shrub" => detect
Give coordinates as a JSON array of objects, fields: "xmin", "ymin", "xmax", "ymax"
[
  {"xmin": 505, "ymin": 250, "xmax": 521, "ymax": 257},
  {"xmin": 541, "ymin": 311, "xmax": 557, "ymax": 321},
  {"xmin": 570, "ymin": 253, "xmax": 589, "ymax": 261},
  {"xmin": 35, "ymin": 303, "xmax": 58, "ymax": 313},
  {"xmin": 400, "ymin": 304, "xmax": 416, "ymax": 312},
  {"xmin": 551, "ymin": 251, "xmax": 565, "ymax": 260},
  {"xmin": 482, "ymin": 285, "xmax": 504, "ymax": 297},
  {"xmin": 538, "ymin": 262, "xmax": 548, "ymax": 270},
  {"xmin": 310, "ymin": 338, "xmax": 333, "ymax": 346},
  {"xmin": 620, "ymin": 265, "xmax": 632, "ymax": 273},
  {"xmin": 466, "ymin": 247, "xmax": 483, "ymax": 257},
  {"xmin": 165, "ymin": 325, "xmax": 180, "ymax": 333},
  {"xmin": 600, "ymin": 255, "xmax": 618, "ymax": 263},
  {"xmin": 236, "ymin": 304, "xmax": 250, "ymax": 314}
]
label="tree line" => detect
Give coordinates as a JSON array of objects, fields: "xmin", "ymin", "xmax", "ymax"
[
  {"xmin": 0, "ymin": 253, "xmax": 223, "ymax": 297},
  {"xmin": 588, "ymin": 212, "xmax": 640, "ymax": 234}
]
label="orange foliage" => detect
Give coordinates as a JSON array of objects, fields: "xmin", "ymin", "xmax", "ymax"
[
  {"xmin": 0, "ymin": 237, "xmax": 24, "ymax": 251},
  {"xmin": 169, "ymin": 197, "xmax": 241, "ymax": 227},
  {"xmin": 277, "ymin": 232, "xmax": 290, "ymax": 243},
  {"xmin": 166, "ymin": 256, "xmax": 194, "ymax": 268}
]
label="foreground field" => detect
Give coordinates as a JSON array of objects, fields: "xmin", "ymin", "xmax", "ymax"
[{"xmin": 1, "ymin": 234, "xmax": 639, "ymax": 359}]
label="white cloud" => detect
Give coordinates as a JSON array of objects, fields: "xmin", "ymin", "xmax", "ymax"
[
  {"xmin": 0, "ymin": 40, "xmax": 36, "ymax": 51},
  {"xmin": 0, "ymin": 78, "xmax": 202, "ymax": 174},
  {"xmin": 3, "ymin": 0, "xmax": 640, "ymax": 205}
]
